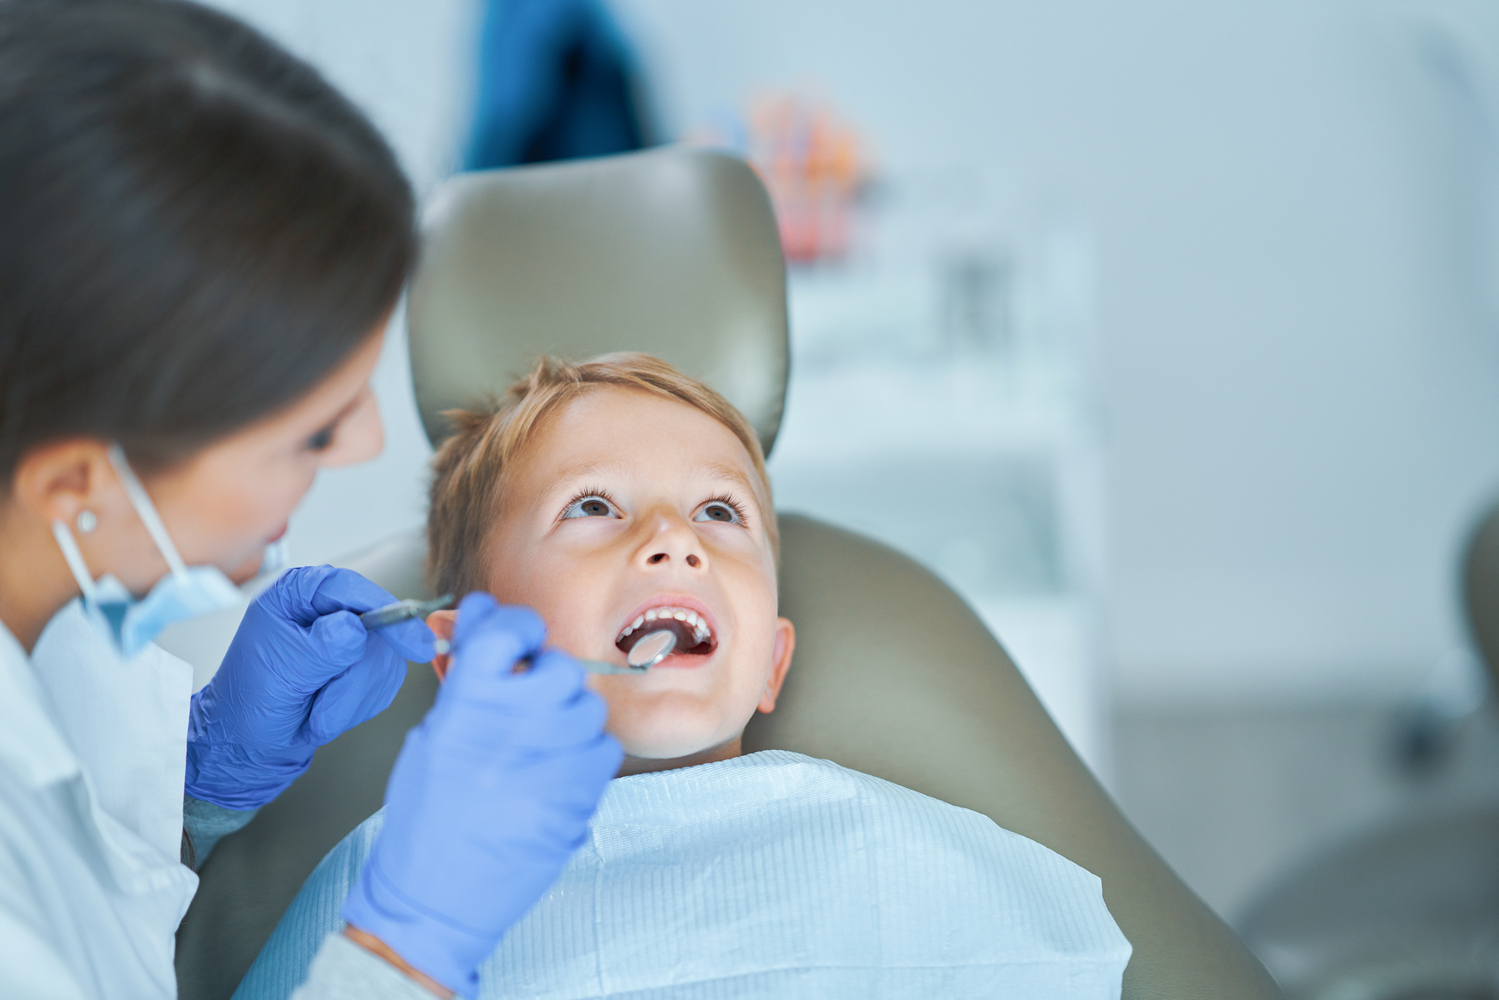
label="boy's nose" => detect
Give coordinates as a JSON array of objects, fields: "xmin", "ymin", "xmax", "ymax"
[
  {"xmin": 647, "ymin": 550, "xmax": 702, "ymax": 568},
  {"xmin": 639, "ymin": 513, "xmax": 707, "ymax": 570}
]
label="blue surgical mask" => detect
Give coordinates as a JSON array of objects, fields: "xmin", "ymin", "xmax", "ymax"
[{"xmin": 51, "ymin": 443, "xmax": 243, "ymax": 658}]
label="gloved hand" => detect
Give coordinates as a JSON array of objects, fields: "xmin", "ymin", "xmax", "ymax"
[
  {"xmin": 341, "ymin": 593, "xmax": 622, "ymax": 997},
  {"xmin": 185, "ymin": 565, "xmax": 435, "ymax": 810}
]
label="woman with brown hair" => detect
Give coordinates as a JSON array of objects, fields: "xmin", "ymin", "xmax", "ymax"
[{"xmin": 0, "ymin": 2, "xmax": 619, "ymax": 996}]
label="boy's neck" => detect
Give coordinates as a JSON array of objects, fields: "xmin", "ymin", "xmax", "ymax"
[{"xmin": 617, "ymin": 735, "xmax": 742, "ymax": 777}]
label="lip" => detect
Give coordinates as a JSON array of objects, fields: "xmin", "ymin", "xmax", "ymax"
[
  {"xmin": 268, "ymin": 522, "xmax": 289, "ymax": 543},
  {"xmin": 614, "ymin": 592, "xmax": 721, "ymax": 670},
  {"xmin": 647, "ymin": 654, "xmax": 707, "ymax": 670}
]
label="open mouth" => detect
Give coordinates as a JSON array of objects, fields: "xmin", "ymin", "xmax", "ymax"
[{"xmin": 616, "ymin": 606, "xmax": 716, "ymax": 658}]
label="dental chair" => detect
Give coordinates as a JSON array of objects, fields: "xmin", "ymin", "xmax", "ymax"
[
  {"xmin": 1236, "ymin": 503, "xmax": 1499, "ymax": 999},
  {"xmin": 176, "ymin": 146, "xmax": 1281, "ymax": 1000}
]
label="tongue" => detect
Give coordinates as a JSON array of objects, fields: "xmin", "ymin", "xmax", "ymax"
[{"xmin": 618, "ymin": 618, "xmax": 704, "ymax": 656}]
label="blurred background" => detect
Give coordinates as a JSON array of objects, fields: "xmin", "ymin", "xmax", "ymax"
[{"xmin": 169, "ymin": 1, "xmax": 1499, "ymax": 994}]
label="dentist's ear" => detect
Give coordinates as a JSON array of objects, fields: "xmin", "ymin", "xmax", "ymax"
[
  {"xmin": 427, "ymin": 609, "xmax": 457, "ymax": 680},
  {"xmin": 12, "ymin": 438, "xmax": 123, "ymax": 529},
  {"xmin": 758, "ymin": 618, "xmax": 796, "ymax": 714}
]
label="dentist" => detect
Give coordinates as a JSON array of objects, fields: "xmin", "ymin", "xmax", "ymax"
[{"xmin": 0, "ymin": 2, "xmax": 620, "ymax": 998}]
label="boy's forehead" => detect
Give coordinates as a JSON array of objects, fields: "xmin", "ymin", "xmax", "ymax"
[{"xmin": 509, "ymin": 387, "xmax": 764, "ymax": 497}]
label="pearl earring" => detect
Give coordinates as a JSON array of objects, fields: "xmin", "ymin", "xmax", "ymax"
[{"xmin": 76, "ymin": 510, "xmax": 97, "ymax": 534}]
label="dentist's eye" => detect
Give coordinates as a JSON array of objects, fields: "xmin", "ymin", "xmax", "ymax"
[
  {"xmin": 694, "ymin": 498, "xmax": 746, "ymax": 525},
  {"xmin": 561, "ymin": 492, "xmax": 621, "ymax": 519},
  {"xmin": 305, "ymin": 423, "xmax": 336, "ymax": 452}
]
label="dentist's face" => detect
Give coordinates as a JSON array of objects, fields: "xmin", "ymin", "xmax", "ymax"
[
  {"xmin": 478, "ymin": 387, "xmax": 794, "ymax": 772},
  {"xmin": 104, "ymin": 325, "xmax": 387, "ymax": 590}
]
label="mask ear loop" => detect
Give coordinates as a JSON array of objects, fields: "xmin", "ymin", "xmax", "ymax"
[
  {"xmin": 51, "ymin": 519, "xmax": 100, "ymax": 602},
  {"xmin": 105, "ymin": 443, "xmax": 190, "ymax": 580}
]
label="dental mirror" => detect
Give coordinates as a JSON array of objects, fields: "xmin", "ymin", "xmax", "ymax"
[
  {"xmin": 461, "ymin": 628, "xmax": 680, "ymax": 676},
  {"xmin": 626, "ymin": 628, "xmax": 677, "ymax": 669},
  {"xmin": 575, "ymin": 627, "xmax": 677, "ymax": 675}
]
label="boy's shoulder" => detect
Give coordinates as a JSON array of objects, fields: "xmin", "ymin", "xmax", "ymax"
[
  {"xmin": 524, "ymin": 748, "xmax": 1129, "ymax": 996},
  {"xmin": 606, "ymin": 748, "xmax": 991, "ymax": 824},
  {"xmin": 243, "ymin": 749, "xmax": 1130, "ymax": 1000},
  {"xmin": 595, "ymin": 748, "xmax": 1036, "ymax": 862}
]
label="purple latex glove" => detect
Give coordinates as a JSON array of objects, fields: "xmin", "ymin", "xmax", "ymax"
[
  {"xmin": 342, "ymin": 593, "xmax": 622, "ymax": 996},
  {"xmin": 185, "ymin": 565, "xmax": 435, "ymax": 810}
]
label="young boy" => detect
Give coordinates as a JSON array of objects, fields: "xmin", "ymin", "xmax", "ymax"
[
  {"xmin": 236, "ymin": 354, "xmax": 1131, "ymax": 1000},
  {"xmin": 422, "ymin": 352, "xmax": 796, "ymax": 778}
]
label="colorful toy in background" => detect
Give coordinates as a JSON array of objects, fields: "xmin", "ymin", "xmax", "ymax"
[{"xmin": 690, "ymin": 94, "xmax": 872, "ymax": 265}]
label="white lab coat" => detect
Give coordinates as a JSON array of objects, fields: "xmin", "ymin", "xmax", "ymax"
[
  {"xmin": 0, "ymin": 604, "xmax": 198, "ymax": 999},
  {"xmin": 0, "ymin": 603, "xmax": 433, "ymax": 1000}
]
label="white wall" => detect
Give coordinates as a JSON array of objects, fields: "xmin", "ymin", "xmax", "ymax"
[
  {"xmin": 204, "ymin": 1, "xmax": 1499, "ymax": 706},
  {"xmin": 201, "ymin": 0, "xmax": 481, "ymax": 569},
  {"xmin": 613, "ymin": 0, "xmax": 1499, "ymax": 704}
]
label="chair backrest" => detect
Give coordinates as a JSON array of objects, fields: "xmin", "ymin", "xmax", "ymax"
[
  {"xmin": 177, "ymin": 147, "xmax": 1281, "ymax": 1000},
  {"xmin": 407, "ymin": 146, "xmax": 788, "ymax": 452}
]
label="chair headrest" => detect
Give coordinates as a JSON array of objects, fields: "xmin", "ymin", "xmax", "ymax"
[{"xmin": 406, "ymin": 146, "xmax": 790, "ymax": 455}]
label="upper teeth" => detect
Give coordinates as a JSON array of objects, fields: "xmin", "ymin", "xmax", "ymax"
[{"xmin": 618, "ymin": 606, "xmax": 711, "ymax": 646}]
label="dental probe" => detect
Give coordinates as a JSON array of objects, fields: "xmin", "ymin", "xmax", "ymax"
[
  {"xmin": 501, "ymin": 628, "xmax": 678, "ymax": 675},
  {"xmin": 361, "ymin": 593, "xmax": 456, "ymax": 631},
  {"xmin": 431, "ymin": 613, "xmax": 677, "ymax": 674}
]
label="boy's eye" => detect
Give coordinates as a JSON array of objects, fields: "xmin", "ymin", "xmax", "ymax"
[
  {"xmin": 694, "ymin": 501, "xmax": 743, "ymax": 525},
  {"xmin": 562, "ymin": 494, "xmax": 620, "ymax": 519}
]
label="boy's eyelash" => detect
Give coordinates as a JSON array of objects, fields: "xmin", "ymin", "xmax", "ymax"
[
  {"xmin": 557, "ymin": 489, "xmax": 749, "ymax": 524},
  {"xmin": 560, "ymin": 486, "xmax": 619, "ymax": 515},
  {"xmin": 705, "ymin": 494, "xmax": 749, "ymax": 525}
]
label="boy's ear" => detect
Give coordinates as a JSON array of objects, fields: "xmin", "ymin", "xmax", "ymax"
[
  {"xmin": 758, "ymin": 617, "xmax": 796, "ymax": 714},
  {"xmin": 427, "ymin": 609, "xmax": 457, "ymax": 681}
]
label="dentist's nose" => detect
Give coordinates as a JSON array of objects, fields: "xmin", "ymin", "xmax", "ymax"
[{"xmin": 639, "ymin": 512, "xmax": 707, "ymax": 570}]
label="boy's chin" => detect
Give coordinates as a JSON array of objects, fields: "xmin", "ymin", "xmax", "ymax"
[
  {"xmin": 615, "ymin": 722, "xmax": 745, "ymax": 768},
  {"xmin": 618, "ymin": 735, "xmax": 720, "ymax": 762},
  {"xmin": 610, "ymin": 701, "xmax": 752, "ymax": 764}
]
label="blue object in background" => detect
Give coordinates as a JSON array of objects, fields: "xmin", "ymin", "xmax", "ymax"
[{"xmin": 466, "ymin": 0, "xmax": 649, "ymax": 169}]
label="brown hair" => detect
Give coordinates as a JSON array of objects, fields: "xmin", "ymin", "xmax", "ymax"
[
  {"xmin": 0, "ymin": 0, "xmax": 414, "ymax": 479},
  {"xmin": 427, "ymin": 352, "xmax": 776, "ymax": 598}
]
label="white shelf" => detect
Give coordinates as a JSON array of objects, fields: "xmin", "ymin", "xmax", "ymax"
[{"xmin": 770, "ymin": 262, "xmax": 1109, "ymax": 776}]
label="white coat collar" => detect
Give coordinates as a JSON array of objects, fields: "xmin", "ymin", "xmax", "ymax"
[
  {"xmin": 0, "ymin": 617, "xmax": 80, "ymax": 788},
  {"xmin": 0, "ymin": 609, "xmax": 198, "ymax": 993},
  {"xmin": 32, "ymin": 600, "xmax": 194, "ymax": 863},
  {"xmin": 4, "ymin": 604, "xmax": 198, "ymax": 904}
]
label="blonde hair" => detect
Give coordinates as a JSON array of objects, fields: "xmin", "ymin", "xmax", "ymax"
[{"xmin": 427, "ymin": 352, "xmax": 776, "ymax": 598}]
